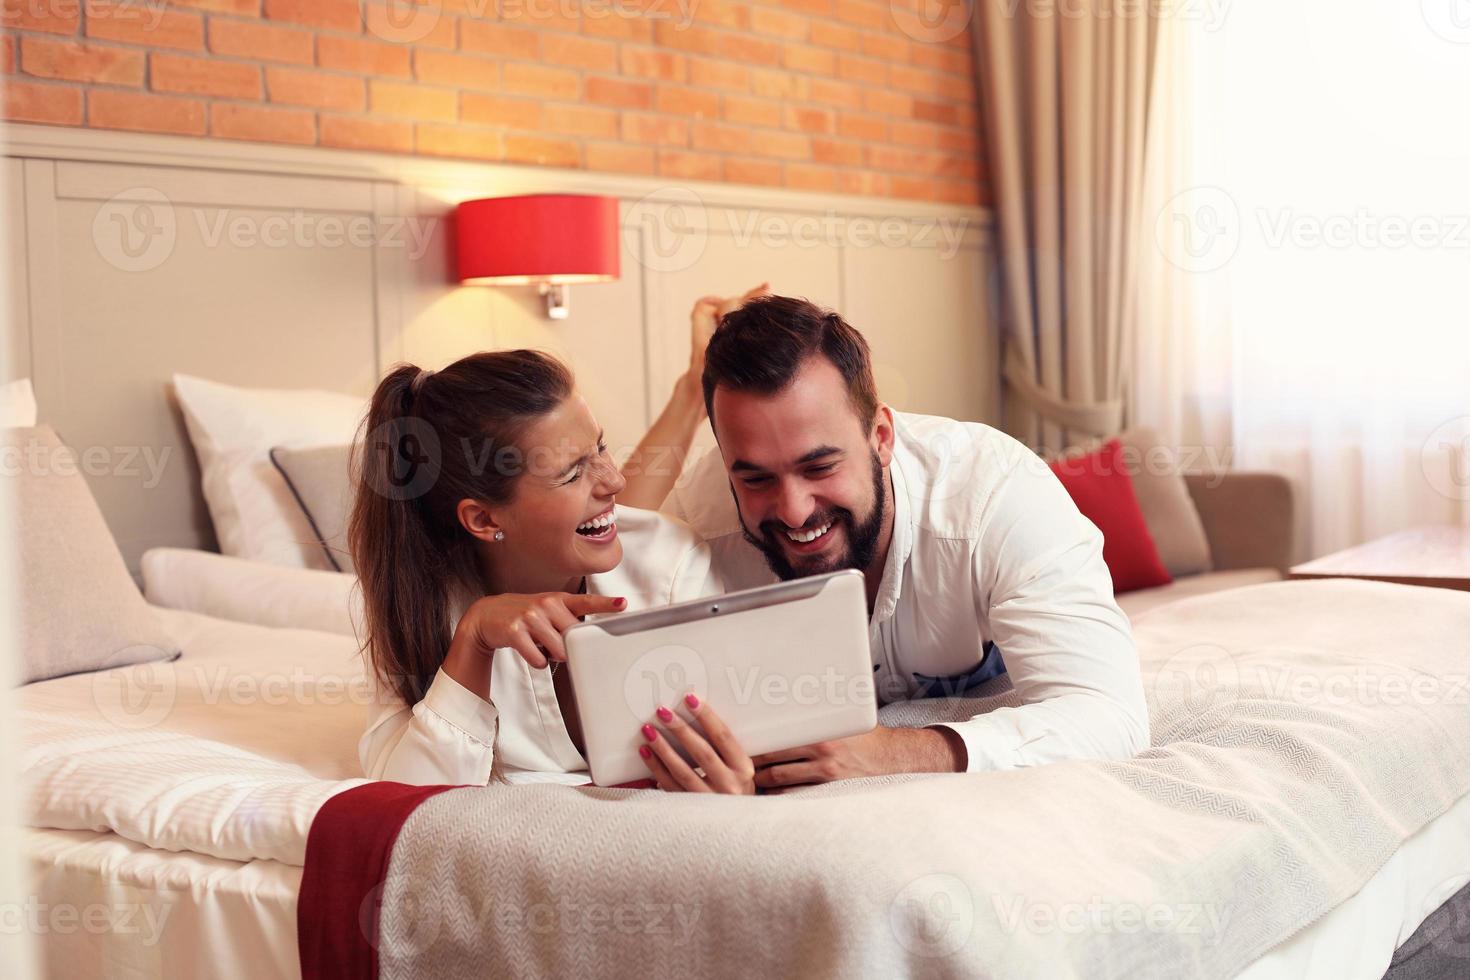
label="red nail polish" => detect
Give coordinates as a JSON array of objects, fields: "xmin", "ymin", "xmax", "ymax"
[
  {"xmin": 641, "ymin": 724, "xmax": 657, "ymax": 742},
  {"xmin": 684, "ymin": 693, "xmax": 700, "ymax": 710},
  {"xmin": 614, "ymin": 597, "xmax": 627, "ymax": 608},
  {"xmin": 656, "ymin": 705, "xmax": 674, "ymax": 722},
  {"xmin": 638, "ymin": 745, "xmax": 652, "ymax": 759}
]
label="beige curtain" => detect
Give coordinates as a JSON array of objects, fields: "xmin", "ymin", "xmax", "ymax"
[{"xmin": 974, "ymin": 0, "xmax": 1164, "ymax": 453}]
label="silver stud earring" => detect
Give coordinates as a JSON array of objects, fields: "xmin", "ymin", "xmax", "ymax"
[{"xmin": 493, "ymin": 530, "xmax": 505, "ymax": 542}]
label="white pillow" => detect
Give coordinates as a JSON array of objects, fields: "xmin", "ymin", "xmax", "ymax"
[
  {"xmin": 173, "ymin": 374, "xmax": 364, "ymax": 569},
  {"xmin": 1, "ymin": 377, "xmax": 37, "ymax": 427},
  {"xmin": 141, "ymin": 547, "xmax": 359, "ymax": 638}
]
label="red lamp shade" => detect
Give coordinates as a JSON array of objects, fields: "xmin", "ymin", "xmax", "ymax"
[{"xmin": 455, "ymin": 194, "xmax": 620, "ymax": 286}]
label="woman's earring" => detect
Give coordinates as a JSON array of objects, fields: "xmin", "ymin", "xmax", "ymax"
[{"xmin": 493, "ymin": 530, "xmax": 505, "ymax": 542}]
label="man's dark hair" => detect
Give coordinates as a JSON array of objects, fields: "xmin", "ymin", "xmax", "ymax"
[{"xmin": 701, "ymin": 295, "xmax": 879, "ymax": 430}]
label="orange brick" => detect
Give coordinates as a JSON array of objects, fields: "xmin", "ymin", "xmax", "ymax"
[
  {"xmin": 785, "ymin": 163, "xmax": 838, "ymax": 192},
  {"xmin": 2, "ymin": 36, "xmax": 14, "ymax": 73},
  {"xmin": 88, "ymin": 89, "xmax": 204, "ymax": 134},
  {"xmin": 584, "ymin": 141, "xmax": 654, "ymax": 174},
  {"xmin": 369, "ymin": 79, "xmax": 456, "ymax": 121},
  {"xmin": 540, "ymin": 33, "xmax": 617, "ymax": 72},
  {"xmin": 3, "ymin": 79, "xmax": 82, "ymax": 124},
  {"xmin": 890, "ymin": 175, "xmax": 939, "ymax": 201},
  {"xmin": 320, "ymin": 114, "xmax": 413, "ymax": 152},
  {"xmin": 811, "ymin": 136, "xmax": 863, "ymax": 166},
  {"xmin": 460, "ymin": 92, "xmax": 541, "ymax": 129},
  {"xmin": 656, "ymin": 85, "xmax": 718, "ymax": 118},
  {"xmin": 542, "ymin": 103, "xmax": 618, "ymax": 138},
  {"xmin": 496, "ymin": 0, "xmax": 581, "ymax": 33},
  {"xmin": 84, "ymin": 2, "xmax": 203, "ymax": 51},
  {"xmin": 810, "ymin": 20, "xmax": 860, "ymax": 51},
  {"xmin": 581, "ymin": 10, "xmax": 652, "ymax": 42},
  {"xmin": 264, "ymin": 0, "xmax": 360, "ymax": 31},
  {"xmin": 839, "ymin": 113, "xmax": 886, "ymax": 141},
  {"xmin": 722, "ymin": 94, "xmax": 780, "ymax": 127},
  {"xmin": 502, "ymin": 62, "xmax": 578, "ymax": 100},
  {"xmin": 211, "ymin": 102, "xmax": 315, "ymax": 144},
  {"xmin": 363, "ymin": 1, "xmax": 456, "ymax": 48},
  {"xmin": 266, "ymin": 67, "xmax": 365, "ymax": 110},
  {"xmin": 864, "ymin": 88, "xmax": 911, "ymax": 116},
  {"xmin": 689, "ymin": 119, "xmax": 747, "ymax": 154},
  {"xmin": 784, "ymin": 43, "xmax": 836, "ymax": 75},
  {"xmin": 783, "ymin": 0, "xmax": 834, "ymax": 15},
  {"xmin": 938, "ymin": 73, "xmax": 976, "ymax": 103},
  {"xmin": 504, "ymin": 134, "xmax": 580, "ymax": 168},
  {"xmin": 690, "ymin": 0, "xmax": 749, "ymax": 30},
  {"xmin": 785, "ymin": 105, "xmax": 834, "ymax": 134},
  {"xmin": 584, "ymin": 76, "xmax": 650, "ymax": 110},
  {"xmin": 889, "ymin": 64, "xmax": 943, "ymax": 96},
  {"xmin": 687, "ymin": 56, "xmax": 747, "ymax": 92},
  {"xmin": 659, "ymin": 149, "xmax": 721, "ymax": 182},
  {"xmin": 838, "ymin": 169, "xmax": 888, "ymax": 197},
  {"xmin": 861, "ymin": 31, "xmax": 909, "ymax": 62},
  {"xmin": 890, "ymin": 119, "xmax": 942, "ymax": 148},
  {"xmin": 622, "ymin": 112, "xmax": 688, "ymax": 146},
  {"xmin": 866, "ymin": 144, "xmax": 943, "ymax": 174},
  {"xmin": 416, "ymin": 122, "xmax": 503, "ymax": 160},
  {"xmin": 20, "ymin": 37, "xmax": 143, "ymax": 85},
  {"xmin": 153, "ymin": 52, "xmax": 260, "ymax": 99},
  {"xmin": 912, "ymin": 44, "xmax": 971, "ymax": 75},
  {"xmin": 170, "ymin": 0, "xmax": 258, "ymax": 12},
  {"xmin": 935, "ymin": 179, "xmax": 981, "ymax": 206},
  {"xmin": 414, "ymin": 49, "xmax": 498, "ymax": 92},
  {"xmin": 3, "ymin": 0, "xmax": 79, "ymax": 34},
  {"xmin": 748, "ymin": 129, "xmax": 810, "ymax": 161},
  {"xmin": 318, "ymin": 35, "xmax": 411, "ymax": 77},
  {"xmin": 750, "ymin": 7, "xmax": 808, "ymax": 40},
  {"xmin": 654, "ymin": 22, "xmax": 780, "ymax": 66},
  {"xmin": 937, "ymin": 127, "xmax": 979, "ymax": 153},
  {"xmin": 808, "ymin": 77, "xmax": 863, "ymax": 109},
  {"xmin": 750, "ymin": 67, "xmax": 808, "ymax": 100},
  {"xmin": 209, "ymin": 19, "xmax": 314, "ymax": 65},
  {"xmin": 725, "ymin": 157, "xmax": 782, "ymax": 187},
  {"xmin": 913, "ymin": 99, "xmax": 957, "ymax": 125},
  {"xmin": 620, "ymin": 46, "xmax": 684, "ymax": 82},
  {"xmin": 833, "ymin": 0, "xmax": 886, "ymax": 29},
  {"xmin": 459, "ymin": 18, "xmax": 538, "ymax": 58},
  {"xmin": 837, "ymin": 54, "xmax": 885, "ymax": 85}
]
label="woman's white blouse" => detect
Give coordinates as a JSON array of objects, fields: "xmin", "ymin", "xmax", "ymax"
[{"xmin": 358, "ymin": 506, "xmax": 724, "ymax": 786}]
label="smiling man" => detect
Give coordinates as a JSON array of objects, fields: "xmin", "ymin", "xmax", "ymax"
[{"xmin": 661, "ymin": 295, "xmax": 1150, "ymax": 789}]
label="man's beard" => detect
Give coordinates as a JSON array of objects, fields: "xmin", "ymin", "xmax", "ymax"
[{"xmin": 737, "ymin": 452, "xmax": 887, "ymax": 581}]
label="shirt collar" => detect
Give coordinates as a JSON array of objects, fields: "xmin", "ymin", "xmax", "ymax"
[{"xmin": 871, "ymin": 424, "xmax": 913, "ymax": 624}]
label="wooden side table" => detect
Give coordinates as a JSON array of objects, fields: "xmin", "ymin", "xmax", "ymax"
[{"xmin": 1288, "ymin": 525, "xmax": 1470, "ymax": 592}]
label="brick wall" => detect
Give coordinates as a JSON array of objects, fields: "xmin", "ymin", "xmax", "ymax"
[{"xmin": 1, "ymin": 0, "xmax": 987, "ymax": 206}]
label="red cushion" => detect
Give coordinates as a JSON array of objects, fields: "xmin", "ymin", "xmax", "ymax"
[{"xmin": 1050, "ymin": 438, "xmax": 1172, "ymax": 594}]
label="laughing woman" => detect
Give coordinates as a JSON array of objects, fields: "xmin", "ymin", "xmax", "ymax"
[{"xmin": 351, "ymin": 343, "xmax": 760, "ymax": 793}]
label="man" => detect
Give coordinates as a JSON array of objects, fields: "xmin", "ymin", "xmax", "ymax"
[{"xmin": 660, "ymin": 295, "xmax": 1149, "ymax": 790}]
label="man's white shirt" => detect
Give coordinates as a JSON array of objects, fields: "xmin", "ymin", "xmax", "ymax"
[{"xmin": 662, "ymin": 411, "xmax": 1151, "ymax": 772}]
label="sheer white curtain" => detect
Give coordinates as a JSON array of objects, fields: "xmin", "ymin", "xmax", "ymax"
[{"xmin": 1136, "ymin": 1, "xmax": 1470, "ymax": 562}]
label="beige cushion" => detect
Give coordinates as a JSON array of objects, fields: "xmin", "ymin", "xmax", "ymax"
[
  {"xmin": 1116, "ymin": 567, "xmax": 1282, "ymax": 620},
  {"xmin": 269, "ymin": 443, "xmax": 355, "ymax": 574},
  {"xmin": 1118, "ymin": 427, "xmax": 1213, "ymax": 578},
  {"xmin": 7, "ymin": 425, "xmax": 178, "ymax": 683}
]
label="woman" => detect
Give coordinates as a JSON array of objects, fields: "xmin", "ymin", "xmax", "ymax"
[{"xmin": 351, "ymin": 307, "xmax": 766, "ymax": 795}]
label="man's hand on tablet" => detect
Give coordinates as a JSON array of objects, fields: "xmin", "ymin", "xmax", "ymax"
[
  {"xmin": 637, "ymin": 693, "xmax": 756, "ymax": 795},
  {"xmin": 750, "ymin": 726, "xmax": 968, "ymax": 793}
]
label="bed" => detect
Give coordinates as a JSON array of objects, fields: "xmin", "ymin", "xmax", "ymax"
[{"xmin": 17, "ymin": 580, "xmax": 1470, "ymax": 979}]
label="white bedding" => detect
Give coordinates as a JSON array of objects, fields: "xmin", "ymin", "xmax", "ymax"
[{"xmin": 18, "ymin": 588, "xmax": 1470, "ymax": 978}]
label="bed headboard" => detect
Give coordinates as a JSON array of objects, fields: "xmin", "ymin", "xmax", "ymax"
[{"xmin": 3, "ymin": 124, "xmax": 997, "ymax": 575}]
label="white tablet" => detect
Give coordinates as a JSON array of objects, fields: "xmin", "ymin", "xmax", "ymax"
[{"xmin": 565, "ymin": 569, "xmax": 877, "ymax": 787}]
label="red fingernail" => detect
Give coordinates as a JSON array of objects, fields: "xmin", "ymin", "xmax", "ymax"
[
  {"xmin": 638, "ymin": 745, "xmax": 652, "ymax": 759},
  {"xmin": 641, "ymin": 724, "xmax": 657, "ymax": 742},
  {"xmin": 614, "ymin": 597, "xmax": 627, "ymax": 608},
  {"xmin": 656, "ymin": 705, "xmax": 674, "ymax": 723},
  {"xmin": 684, "ymin": 693, "xmax": 700, "ymax": 709}
]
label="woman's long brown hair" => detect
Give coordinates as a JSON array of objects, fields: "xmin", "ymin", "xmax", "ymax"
[{"xmin": 349, "ymin": 350, "xmax": 574, "ymax": 721}]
